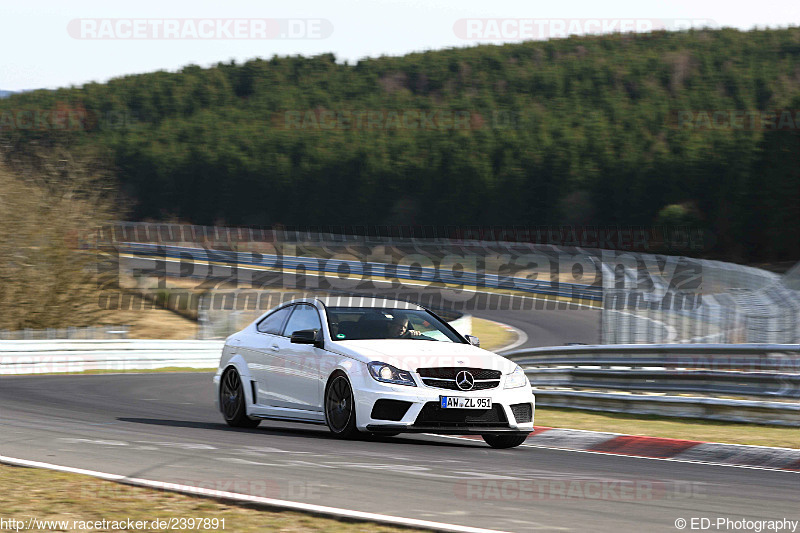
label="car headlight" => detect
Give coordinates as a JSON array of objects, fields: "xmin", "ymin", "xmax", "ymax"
[
  {"xmin": 504, "ymin": 365, "xmax": 528, "ymax": 389},
  {"xmin": 367, "ymin": 362, "xmax": 416, "ymax": 386}
]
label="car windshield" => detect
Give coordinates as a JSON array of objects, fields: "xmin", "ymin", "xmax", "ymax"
[{"xmin": 325, "ymin": 307, "xmax": 463, "ymax": 343}]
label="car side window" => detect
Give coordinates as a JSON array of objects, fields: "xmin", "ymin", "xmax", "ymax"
[
  {"xmin": 256, "ymin": 306, "xmax": 293, "ymax": 335},
  {"xmin": 283, "ymin": 304, "xmax": 322, "ymax": 337}
]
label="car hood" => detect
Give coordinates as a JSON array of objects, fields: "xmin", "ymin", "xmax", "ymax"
[{"xmin": 331, "ymin": 339, "xmax": 517, "ymax": 374}]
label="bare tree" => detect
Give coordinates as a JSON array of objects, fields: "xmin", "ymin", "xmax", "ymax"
[{"xmin": 0, "ymin": 150, "xmax": 119, "ymax": 329}]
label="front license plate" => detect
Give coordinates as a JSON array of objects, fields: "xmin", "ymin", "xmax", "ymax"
[{"xmin": 440, "ymin": 396, "xmax": 492, "ymax": 409}]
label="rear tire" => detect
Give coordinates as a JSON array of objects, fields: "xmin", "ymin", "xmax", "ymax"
[
  {"xmin": 324, "ymin": 372, "xmax": 359, "ymax": 439},
  {"xmin": 220, "ymin": 368, "xmax": 260, "ymax": 428},
  {"xmin": 482, "ymin": 433, "xmax": 529, "ymax": 449}
]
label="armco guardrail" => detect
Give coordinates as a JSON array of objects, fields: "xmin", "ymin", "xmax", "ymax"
[
  {"xmin": 507, "ymin": 343, "xmax": 800, "ymax": 369},
  {"xmin": 530, "ymin": 390, "xmax": 800, "ymax": 426},
  {"xmin": 4, "ymin": 340, "xmax": 800, "ymax": 425},
  {"xmin": 506, "ymin": 344, "xmax": 800, "ymax": 426},
  {"xmin": 0, "ymin": 340, "xmax": 224, "ymax": 375},
  {"xmin": 529, "ymin": 369, "xmax": 800, "ymax": 398}
]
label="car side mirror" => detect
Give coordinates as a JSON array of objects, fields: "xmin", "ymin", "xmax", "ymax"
[
  {"xmin": 465, "ymin": 335, "xmax": 480, "ymax": 347},
  {"xmin": 291, "ymin": 329, "xmax": 323, "ymax": 348}
]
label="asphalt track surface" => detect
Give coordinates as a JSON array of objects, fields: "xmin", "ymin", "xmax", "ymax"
[{"xmin": 1, "ymin": 373, "xmax": 798, "ymax": 532}]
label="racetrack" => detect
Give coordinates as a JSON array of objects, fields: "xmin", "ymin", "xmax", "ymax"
[
  {"xmin": 5, "ymin": 256, "xmax": 793, "ymax": 531},
  {"xmin": 1, "ymin": 373, "xmax": 797, "ymax": 533}
]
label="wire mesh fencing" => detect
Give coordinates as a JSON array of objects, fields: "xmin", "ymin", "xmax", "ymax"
[{"xmin": 600, "ymin": 258, "xmax": 799, "ymax": 344}]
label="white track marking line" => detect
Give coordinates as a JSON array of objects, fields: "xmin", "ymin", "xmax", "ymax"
[
  {"xmin": 468, "ymin": 316, "xmax": 528, "ymax": 353},
  {"xmin": 423, "ymin": 434, "xmax": 800, "ymax": 474},
  {"xmin": 494, "ymin": 323, "xmax": 529, "ymax": 353},
  {"xmin": 0, "ymin": 454, "xmax": 509, "ymax": 533}
]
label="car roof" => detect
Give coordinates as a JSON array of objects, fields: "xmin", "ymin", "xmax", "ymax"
[{"xmin": 291, "ymin": 296, "xmax": 424, "ymax": 310}]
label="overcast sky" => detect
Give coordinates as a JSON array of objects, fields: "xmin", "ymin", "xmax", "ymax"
[{"xmin": 2, "ymin": 0, "xmax": 799, "ymax": 91}]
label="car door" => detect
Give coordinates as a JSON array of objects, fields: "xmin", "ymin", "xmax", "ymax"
[
  {"xmin": 248, "ymin": 305, "xmax": 294, "ymax": 407},
  {"xmin": 271, "ymin": 304, "xmax": 324, "ymax": 412}
]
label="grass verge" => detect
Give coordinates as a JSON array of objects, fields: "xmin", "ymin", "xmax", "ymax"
[
  {"xmin": 534, "ymin": 407, "xmax": 800, "ymax": 449},
  {"xmin": 0, "ymin": 464, "xmax": 424, "ymax": 532},
  {"xmin": 470, "ymin": 318, "xmax": 517, "ymax": 351},
  {"xmin": 96, "ymin": 289, "xmax": 198, "ymax": 340}
]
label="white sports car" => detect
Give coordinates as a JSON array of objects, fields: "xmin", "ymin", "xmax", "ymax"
[{"xmin": 214, "ymin": 297, "xmax": 535, "ymax": 448}]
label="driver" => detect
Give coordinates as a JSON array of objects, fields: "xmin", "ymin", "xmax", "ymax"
[{"xmin": 388, "ymin": 316, "xmax": 421, "ymax": 338}]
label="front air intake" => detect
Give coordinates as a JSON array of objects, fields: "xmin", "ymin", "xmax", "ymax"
[
  {"xmin": 510, "ymin": 403, "xmax": 533, "ymax": 423},
  {"xmin": 371, "ymin": 399, "xmax": 413, "ymax": 421},
  {"xmin": 413, "ymin": 402, "xmax": 508, "ymax": 428}
]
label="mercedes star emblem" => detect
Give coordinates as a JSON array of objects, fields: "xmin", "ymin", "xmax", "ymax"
[{"xmin": 455, "ymin": 370, "xmax": 475, "ymax": 391}]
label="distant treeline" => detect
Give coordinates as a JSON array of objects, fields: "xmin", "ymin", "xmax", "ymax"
[{"xmin": 1, "ymin": 27, "xmax": 799, "ymax": 261}]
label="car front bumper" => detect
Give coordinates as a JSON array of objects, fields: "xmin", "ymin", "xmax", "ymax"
[{"xmin": 353, "ymin": 372, "xmax": 535, "ymax": 435}]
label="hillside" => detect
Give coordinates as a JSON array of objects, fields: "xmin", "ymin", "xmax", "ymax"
[{"xmin": 1, "ymin": 27, "xmax": 800, "ymax": 260}]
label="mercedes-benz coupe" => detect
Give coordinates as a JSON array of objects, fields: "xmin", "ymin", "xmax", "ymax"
[{"xmin": 214, "ymin": 297, "xmax": 534, "ymax": 448}]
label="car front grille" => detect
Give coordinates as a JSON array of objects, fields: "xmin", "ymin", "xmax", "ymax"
[
  {"xmin": 420, "ymin": 379, "xmax": 499, "ymax": 391},
  {"xmin": 413, "ymin": 402, "xmax": 509, "ymax": 428},
  {"xmin": 417, "ymin": 367, "xmax": 501, "ymax": 391},
  {"xmin": 510, "ymin": 402, "xmax": 533, "ymax": 423},
  {"xmin": 417, "ymin": 367, "xmax": 501, "ymax": 380}
]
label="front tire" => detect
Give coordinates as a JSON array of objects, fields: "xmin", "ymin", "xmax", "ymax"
[
  {"xmin": 324, "ymin": 373, "xmax": 359, "ymax": 438},
  {"xmin": 482, "ymin": 433, "xmax": 529, "ymax": 449},
  {"xmin": 220, "ymin": 368, "xmax": 260, "ymax": 428}
]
